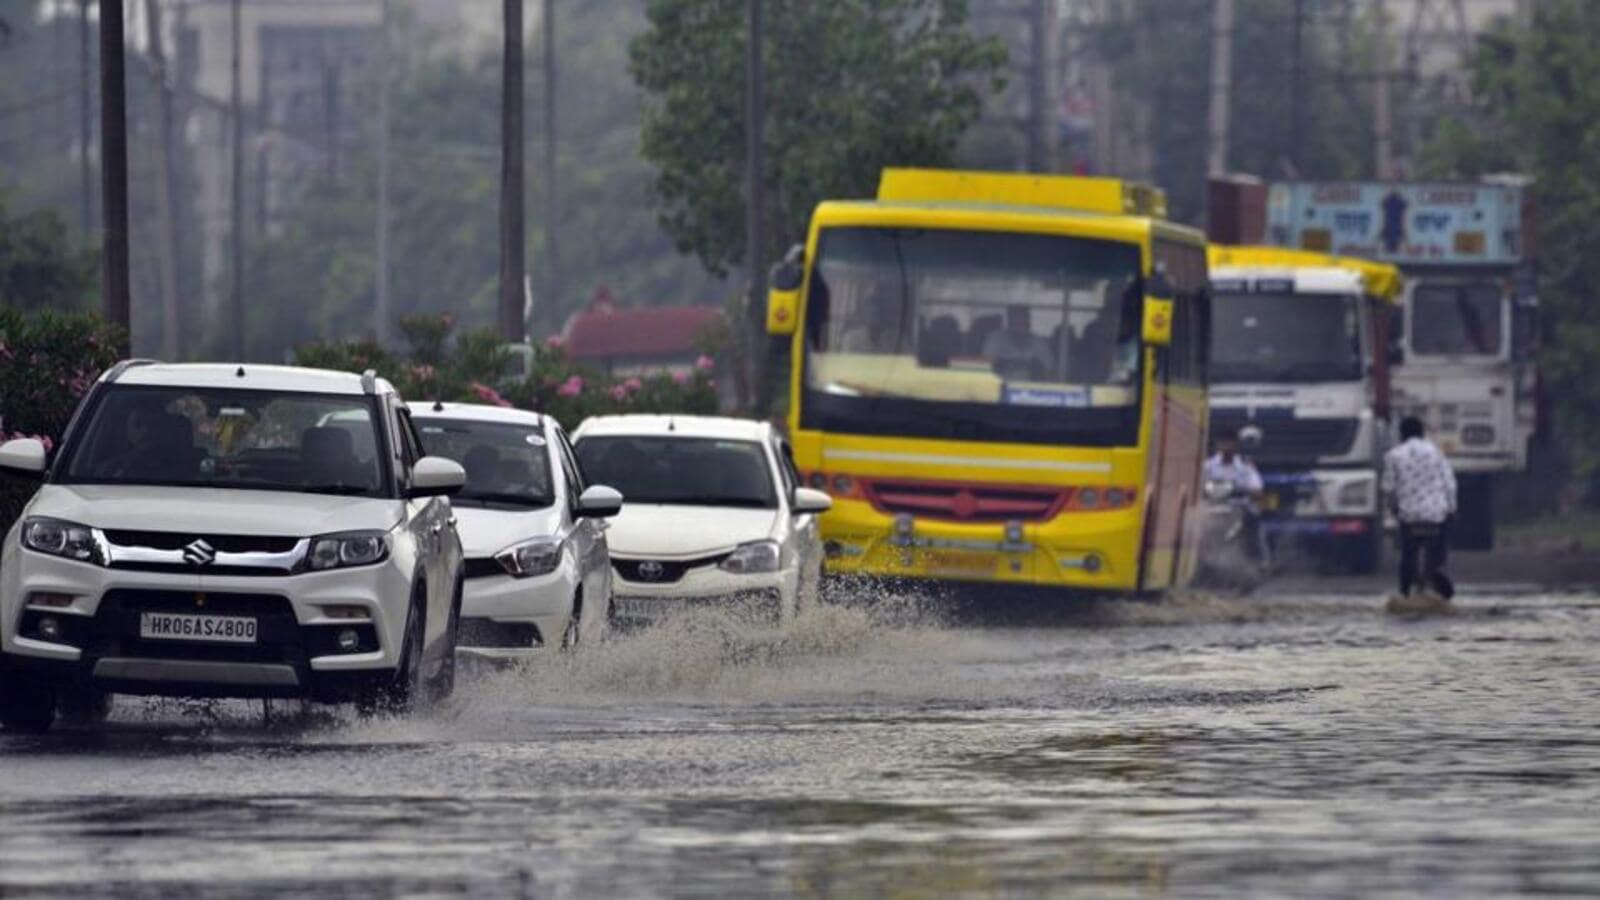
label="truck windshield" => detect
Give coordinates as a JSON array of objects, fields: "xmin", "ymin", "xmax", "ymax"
[
  {"xmin": 1411, "ymin": 282, "xmax": 1503, "ymax": 357},
  {"xmin": 800, "ymin": 226, "xmax": 1144, "ymax": 446},
  {"xmin": 1210, "ymin": 292, "xmax": 1363, "ymax": 383}
]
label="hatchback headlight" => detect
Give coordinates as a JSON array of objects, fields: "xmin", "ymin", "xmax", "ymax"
[
  {"xmin": 21, "ymin": 517, "xmax": 101, "ymax": 564},
  {"xmin": 307, "ymin": 531, "xmax": 389, "ymax": 571},
  {"xmin": 720, "ymin": 540, "xmax": 782, "ymax": 575},
  {"xmin": 496, "ymin": 537, "xmax": 563, "ymax": 578}
]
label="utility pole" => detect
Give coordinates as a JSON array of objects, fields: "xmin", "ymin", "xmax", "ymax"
[
  {"xmin": 499, "ymin": 0, "xmax": 525, "ymax": 341},
  {"xmin": 1026, "ymin": 0, "xmax": 1052, "ymax": 172},
  {"xmin": 229, "ymin": 0, "xmax": 244, "ymax": 358},
  {"xmin": 99, "ymin": 0, "xmax": 130, "ymax": 350},
  {"xmin": 1373, "ymin": 0, "xmax": 1394, "ymax": 180},
  {"xmin": 1206, "ymin": 0, "xmax": 1234, "ymax": 178},
  {"xmin": 744, "ymin": 0, "xmax": 766, "ymax": 411},
  {"xmin": 79, "ymin": 0, "xmax": 93, "ymax": 237},
  {"xmin": 540, "ymin": 0, "xmax": 560, "ymax": 332},
  {"xmin": 1289, "ymin": 0, "xmax": 1305, "ymax": 175},
  {"xmin": 374, "ymin": 0, "xmax": 391, "ymax": 346},
  {"xmin": 145, "ymin": 0, "xmax": 181, "ymax": 360}
]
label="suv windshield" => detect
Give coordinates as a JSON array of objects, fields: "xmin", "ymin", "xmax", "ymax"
[
  {"xmin": 60, "ymin": 386, "xmax": 387, "ymax": 496},
  {"xmin": 1210, "ymin": 292, "xmax": 1364, "ymax": 382},
  {"xmin": 1411, "ymin": 281, "xmax": 1503, "ymax": 357},
  {"xmin": 413, "ymin": 417, "xmax": 554, "ymax": 508},
  {"xmin": 575, "ymin": 436, "xmax": 775, "ymax": 508}
]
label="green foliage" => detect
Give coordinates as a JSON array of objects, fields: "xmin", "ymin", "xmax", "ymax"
[
  {"xmin": 1420, "ymin": 1, "xmax": 1600, "ymax": 483},
  {"xmin": 294, "ymin": 314, "xmax": 718, "ymax": 430},
  {"xmin": 629, "ymin": 0, "xmax": 1007, "ymax": 275},
  {"xmin": 0, "ymin": 308, "xmax": 125, "ymax": 533},
  {"xmin": 0, "ymin": 191, "xmax": 98, "ymax": 312}
]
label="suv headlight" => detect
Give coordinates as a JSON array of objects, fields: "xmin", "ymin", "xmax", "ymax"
[
  {"xmin": 719, "ymin": 540, "xmax": 782, "ymax": 575},
  {"xmin": 307, "ymin": 531, "xmax": 389, "ymax": 571},
  {"xmin": 496, "ymin": 537, "xmax": 563, "ymax": 578},
  {"xmin": 21, "ymin": 517, "xmax": 102, "ymax": 564}
]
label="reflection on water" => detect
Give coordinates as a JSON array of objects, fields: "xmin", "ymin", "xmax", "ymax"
[{"xmin": 2, "ymin": 585, "xmax": 1599, "ymax": 896}]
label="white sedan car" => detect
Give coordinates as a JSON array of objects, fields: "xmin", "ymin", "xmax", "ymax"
[
  {"xmin": 408, "ymin": 402, "xmax": 620, "ymax": 653},
  {"xmin": 571, "ymin": 415, "xmax": 831, "ymax": 624}
]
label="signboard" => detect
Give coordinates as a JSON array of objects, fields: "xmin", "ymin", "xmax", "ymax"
[{"xmin": 1266, "ymin": 182, "xmax": 1526, "ymax": 266}]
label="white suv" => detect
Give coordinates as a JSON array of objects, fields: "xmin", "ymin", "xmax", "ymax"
[
  {"xmin": 408, "ymin": 402, "xmax": 620, "ymax": 655},
  {"xmin": 0, "ymin": 362, "xmax": 467, "ymax": 731},
  {"xmin": 572, "ymin": 415, "xmax": 831, "ymax": 624}
]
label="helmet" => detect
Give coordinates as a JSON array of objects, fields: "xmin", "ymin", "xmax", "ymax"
[{"xmin": 1237, "ymin": 425, "xmax": 1263, "ymax": 452}]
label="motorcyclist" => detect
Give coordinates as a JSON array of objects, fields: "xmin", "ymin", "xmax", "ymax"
[{"xmin": 1205, "ymin": 427, "xmax": 1267, "ymax": 565}]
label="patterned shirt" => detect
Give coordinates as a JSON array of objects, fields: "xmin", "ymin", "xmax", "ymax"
[{"xmin": 1382, "ymin": 437, "xmax": 1457, "ymax": 524}]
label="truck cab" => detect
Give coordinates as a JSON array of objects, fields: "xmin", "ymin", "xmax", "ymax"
[{"xmin": 1206, "ymin": 247, "xmax": 1402, "ymax": 572}]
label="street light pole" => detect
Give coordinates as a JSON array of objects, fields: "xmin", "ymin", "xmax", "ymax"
[
  {"xmin": 744, "ymin": 0, "xmax": 766, "ymax": 411},
  {"xmin": 99, "ymin": 0, "xmax": 131, "ymax": 352},
  {"xmin": 499, "ymin": 0, "xmax": 526, "ymax": 342}
]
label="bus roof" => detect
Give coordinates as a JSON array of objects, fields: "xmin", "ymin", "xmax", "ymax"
[
  {"xmin": 1206, "ymin": 244, "xmax": 1402, "ymax": 301},
  {"xmin": 811, "ymin": 200, "xmax": 1205, "ymax": 249},
  {"xmin": 878, "ymin": 168, "xmax": 1168, "ymax": 219}
]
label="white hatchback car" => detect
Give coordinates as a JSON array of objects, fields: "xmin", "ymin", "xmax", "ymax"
[
  {"xmin": 571, "ymin": 415, "xmax": 831, "ymax": 624},
  {"xmin": 407, "ymin": 402, "xmax": 620, "ymax": 654},
  {"xmin": 0, "ymin": 362, "xmax": 467, "ymax": 731}
]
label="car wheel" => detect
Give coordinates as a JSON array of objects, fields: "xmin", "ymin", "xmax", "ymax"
[
  {"xmin": 361, "ymin": 590, "xmax": 425, "ymax": 715},
  {"xmin": 56, "ymin": 686, "xmax": 114, "ymax": 727},
  {"xmin": 559, "ymin": 591, "xmax": 583, "ymax": 652},
  {"xmin": 0, "ymin": 675, "xmax": 57, "ymax": 733},
  {"xmin": 429, "ymin": 579, "xmax": 463, "ymax": 703}
]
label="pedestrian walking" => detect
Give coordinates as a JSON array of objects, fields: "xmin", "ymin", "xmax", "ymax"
[{"xmin": 1382, "ymin": 416, "xmax": 1457, "ymax": 599}]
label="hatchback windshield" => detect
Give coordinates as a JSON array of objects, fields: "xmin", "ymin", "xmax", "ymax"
[
  {"xmin": 576, "ymin": 436, "xmax": 775, "ymax": 508},
  {"xmin": 61, "ymin": 386, "xmax": 387, "ymax": 496},
  {"xmin": 413, "ymin": 417, "xmax": 554, "ymax": 508}
]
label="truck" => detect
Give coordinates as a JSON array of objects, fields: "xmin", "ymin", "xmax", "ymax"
[
  {"xmin": 1262, "ymin": 180, "xmax": 1539, "ymax": 549},
  {"xmin": 1205, "ymin": 245, "xmax": 1404, "ymax": 572}
]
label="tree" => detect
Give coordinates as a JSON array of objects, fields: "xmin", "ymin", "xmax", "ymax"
[
  {"xmin": 0, "ymin": 189, "xmax": 98, "ymax": 312},
  {"xmin": 1419, "ymin": 1, "xmax": 1600, "ymax": 485},
  {"xmin": 629, "ymin": 0, "xmax": 1007, "ymax": 276}
]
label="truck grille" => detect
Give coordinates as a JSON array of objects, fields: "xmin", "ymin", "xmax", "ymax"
[{"xmin": 1209, "ymin": 412, "xmax": 1358, "ymax": 463}]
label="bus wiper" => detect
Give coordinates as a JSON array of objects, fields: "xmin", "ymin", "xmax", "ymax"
[
  {"xmin": 301, "ymin": 483, "xmax": 374, "ymax": 495},
  {"xmin": 454, "ymin": 492, "xmax": 552, "ymax": 508}
]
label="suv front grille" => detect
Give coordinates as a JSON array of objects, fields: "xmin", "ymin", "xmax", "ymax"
[{"xmin": 102, "ymin": 531, "xmax": 300, "ymax": 554}]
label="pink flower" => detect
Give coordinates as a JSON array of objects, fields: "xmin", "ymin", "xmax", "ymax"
[
  {"xmin": 0, "ymin": 343, "xmax": 11, "ymax": 360},
  {"xmin": 470, "ymin": 381, "xmax": 512, "ymax": 408},
  {"xmin": 544, "ymin": 335, "xmax": 565, "ymax": 349},
  {"xmin": 609, "ymin": 384, "xmax": 629, "ymax": 401},
  {"xmin": 622, "ymin": 376, "xmax": 643, "ymax": 393},
  {"xmin": 411, "ymin": 364, "xmax": 436, "ymax": 381},
  {"xmin": 557, "ymin": 375, "xmax": 584, "ymax": 398},
  {"xmin": 694, "ymin": 354, "xmax": 715, "ymax": 372},
  {"xmin": 671, "ymin": 370, "xmax": 690, "ymax": 385}
]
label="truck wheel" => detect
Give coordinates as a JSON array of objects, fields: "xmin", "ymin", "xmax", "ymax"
[
  {"xmin": 1451, "ymin": 474, "xmax": 1495, "ymax": 550},
  {"xmin": 1347, "ymin": 526, "xmax": 1383, "ymax": 575},
  {"xmin": 0, "ymin": 675, "xmax": 57, "ymax": 733}
]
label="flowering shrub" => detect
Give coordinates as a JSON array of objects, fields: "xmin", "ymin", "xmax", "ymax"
[
  {"xmin": 295, "ymin": 314, "xmax": 719, "ymax": 429},
  {"xmin": 0, "ymin": 309, "xmax": 125, "ymax": 534}
]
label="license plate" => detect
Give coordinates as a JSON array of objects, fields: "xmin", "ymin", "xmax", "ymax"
[
  {"xmin": 139, "ymin": 612, "xmax": 258, "ymax": 644},
  {"xmin": 922, "ymin": 549, "xmax": 997, "ymax": 574}
]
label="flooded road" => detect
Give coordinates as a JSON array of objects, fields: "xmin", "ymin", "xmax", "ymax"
[{"xmin": 3, "ymin": 578, "xmax": 1599, "ymax": 897}]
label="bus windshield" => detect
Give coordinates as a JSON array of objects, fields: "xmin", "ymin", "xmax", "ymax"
[
  {"xmin": 800, "ymin": 227, "xmax": 1144, "ymax": 446},
  {"xmin": 1210, "ymin": 292, "xmax": 1363, "ymax": 383},
  {"xmin": 1411, "ymin": 282, "xmax": 1503, "ymax": 357}
]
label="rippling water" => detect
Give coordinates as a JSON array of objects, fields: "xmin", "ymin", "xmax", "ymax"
[{"xmin": 2, "ymin": 583, "xmax": 1598, "ymax": 897}]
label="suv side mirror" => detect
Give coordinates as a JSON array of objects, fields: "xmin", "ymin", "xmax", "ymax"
[
  {"xmin": 576, "ymin": 484, "xmax": 623, "ymax": 518},
  {"xmin": 792, "ymin": 486, "xmax": 832, "ymax": 515},
  {"xmin": 408, "ymin": 456, "xmax": 466, "ymax": 498},
  {"xmin": 0, "ymin": 438, "xmax": 48, "ymax": 479}
]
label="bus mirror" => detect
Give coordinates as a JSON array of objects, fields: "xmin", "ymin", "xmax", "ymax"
[
  {"xmin": 767, "ymin": 286, "xmax": 800, "ymax": 335},
  {"xmin": 1142, "ymin": 296, "xmax": 1174, "ymax": 347}
]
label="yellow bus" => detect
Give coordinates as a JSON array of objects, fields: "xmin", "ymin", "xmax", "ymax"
[{"xmin": 766, "ymin": 169, "xmax": 1210, "ymax": 594}]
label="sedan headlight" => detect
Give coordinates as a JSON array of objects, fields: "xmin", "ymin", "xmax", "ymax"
[
  {"xmin": 719, "ymin": 540, "xmax": 782, "ymax": 575},
  {"xmin": 307, "ymin": 531, "xmax": 389, "ymax": 571},
  {"xmin": 496, "ymin": 537, "xmax": 563, "ymax": 578},
  {"xmin": 21, "ymin": 517, "xmax": 101, "ymax": 564}
]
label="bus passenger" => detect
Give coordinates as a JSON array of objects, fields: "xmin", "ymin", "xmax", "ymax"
[{"xmin": 984, "ymin": 304, "xmax": 1054, "ymax": 381}]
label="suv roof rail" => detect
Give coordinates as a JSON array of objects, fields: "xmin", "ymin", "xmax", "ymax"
[
  {"xmin": 360, "ymin": 368, "xmax": 379, "ymax": 395},
  {"xmin": 103, "ymin": 358, "xmax": 160, "ymax": 384}
]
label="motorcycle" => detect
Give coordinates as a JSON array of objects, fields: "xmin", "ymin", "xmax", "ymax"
[{"xmin": 1193, "ymin": 478, "xmax": 1268, "ymax": 593}]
